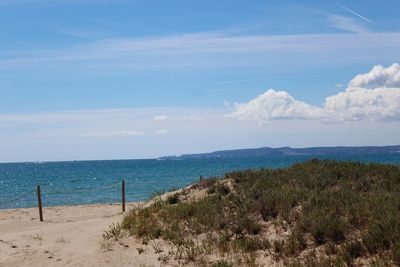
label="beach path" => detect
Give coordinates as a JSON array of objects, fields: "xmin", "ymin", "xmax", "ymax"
[{"xmin": 0, "ymin": 203, "xmax": 163, "ymax": 267}]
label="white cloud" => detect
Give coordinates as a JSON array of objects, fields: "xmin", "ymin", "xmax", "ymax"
[
  {"xmin": 153, "ymin": 115, "xmax": 168, "ymax": 121},
  {"xmin": 230, "ymin": 90, "xmax": 321, "ymax": 123},
  {"xmin": 349, "ymin": 63, "xmax": 400, "ymax": 88},
  {"xmin": 230, "ymin": 64, "xmax": 400, "ymax": 123},
  {"xmin": 324, "ymin": 87, "xmax": 400, "ymax": 122}
]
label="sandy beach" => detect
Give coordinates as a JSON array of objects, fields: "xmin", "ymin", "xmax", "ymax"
[{"xmin": 0, "ymin": 203, "xmax": 166, "ymax": 267}]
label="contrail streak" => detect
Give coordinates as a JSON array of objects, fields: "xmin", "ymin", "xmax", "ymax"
[{"xmin": 334, "ymin": 1, "xmax": 372, "ymax": 23}]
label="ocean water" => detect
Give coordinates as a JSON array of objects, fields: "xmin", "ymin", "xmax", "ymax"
[{"xmin": 1, "ymin": 153, "xmax": 399, "ymax": 209}]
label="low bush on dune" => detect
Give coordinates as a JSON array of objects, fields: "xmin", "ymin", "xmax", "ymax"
[{"xmin": 116, "ymin": 159, "xmax": 400, "ymax": 266}]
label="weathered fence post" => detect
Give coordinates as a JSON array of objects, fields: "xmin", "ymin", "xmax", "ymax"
[
  {"xmin": 121, "ymin": 180, "xmax": 126, "ymax": 212},
  {"xmin": 36, "ymin": 185, "xmax": 43, "ymax": 222}
]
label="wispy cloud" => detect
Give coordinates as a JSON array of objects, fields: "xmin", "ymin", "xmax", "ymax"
[
  {"xmin": 55, "ymin": 28, "xmax": 109, "ymax": 39},
  {"xmin": 333, "ymin": 1, "xmax": 372, "ymax": 23},
  {"xmin": 1, "ymin": 31, "xmax": 400, "ymax": 69},
  {"xmin": 79, "ymin": 130, "xmax": 143, "ymax": 137},
  {"xmin": 0, "ymin": 107, "xmax": 226, "ymax": 137},
  {"xmin": 328, "ymin": 15, "xmax": 368, "ymax": 33},
  {"xmin": 183, "ymin": 115, "xmax": 203, "ymax": 121},
  {"xmin": 153, "ymin": 115, "xmax": 168, "ymax": 121}
]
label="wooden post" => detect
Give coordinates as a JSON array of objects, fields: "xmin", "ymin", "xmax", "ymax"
[
  {"xmin": 36, "ymin": 185, "xmax": 43, "ymax": 222},
  {"xmin": 121, "ymin": 180, "xmax": 126, "ymax": 212}
]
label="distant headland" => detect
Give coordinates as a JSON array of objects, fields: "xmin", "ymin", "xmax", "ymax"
[{"xmin": 159, "ymin": 145, "xmax": 400, "ymax": 160}]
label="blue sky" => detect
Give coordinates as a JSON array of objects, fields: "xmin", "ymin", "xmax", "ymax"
[{"xmin": 1, "ymin": 0, "xmax": 400, "ymax": 162}]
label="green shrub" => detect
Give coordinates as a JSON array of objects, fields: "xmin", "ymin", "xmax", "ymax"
[{"xmin": 308, "ymin": 215, "xmax": 345, "ymax": 244}]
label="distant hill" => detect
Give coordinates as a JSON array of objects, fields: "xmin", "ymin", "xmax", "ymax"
[{"xmin": 159, "ymin": 145, "xmax": 400, "ymax": 159}]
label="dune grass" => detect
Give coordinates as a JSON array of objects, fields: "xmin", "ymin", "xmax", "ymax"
[{"xmin": 116, "ymin": 159, "xmax": 400, "ymax": 266}]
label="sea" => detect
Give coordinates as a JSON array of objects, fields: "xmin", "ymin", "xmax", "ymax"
[{"xmin": 1, "ymin": 153, "xmax": 400, "ymax": 209}]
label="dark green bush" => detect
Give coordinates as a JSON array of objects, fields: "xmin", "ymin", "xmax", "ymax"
[{"xmin": 166, "ymin": 193, "xmax": 180, "ymax": 205}]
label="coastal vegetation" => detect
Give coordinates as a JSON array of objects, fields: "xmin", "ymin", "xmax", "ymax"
[{"xmin": 107, "ymin": 159, "xmax": 400, "ymax": 266}]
